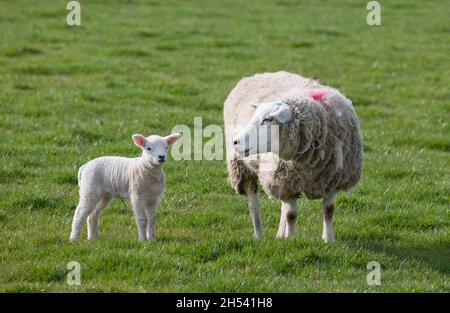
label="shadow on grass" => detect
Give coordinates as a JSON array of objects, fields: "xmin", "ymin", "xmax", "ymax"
[{"xmin": 343, "ymin": 238, "xmax": 450, "ymax": 275}]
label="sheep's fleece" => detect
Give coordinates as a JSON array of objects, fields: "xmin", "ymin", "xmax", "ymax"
[{"xmin": 224, "ymin": 71, "xmax": 363, "ymax": 201}]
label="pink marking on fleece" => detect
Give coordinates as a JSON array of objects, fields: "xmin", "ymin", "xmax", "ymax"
[{"xmin": 310, "ymin": 91, "xmax": 326, "ymax": 103}]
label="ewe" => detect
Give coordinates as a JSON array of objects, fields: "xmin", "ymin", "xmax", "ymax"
[
  {"xmin": 70, "ymin": 133, "xmax": 182, "ymax": 241},
  {"xmin": 224, "ymin": 71, "xmax": 363, "ymax": 242}
]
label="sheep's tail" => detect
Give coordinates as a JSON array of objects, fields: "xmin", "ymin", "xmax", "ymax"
[{"xmin": 77, "ymin": 164, "xmax": 86, "ymax": 187}]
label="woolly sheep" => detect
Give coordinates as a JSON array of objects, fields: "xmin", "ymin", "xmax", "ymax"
[
  {"xmin": 70, "ymin": 132, "xmax": 182, "ymax": 241},
  {"xmin": 224, "ymin": 71, "xmax": 363, "ymax": 242}
]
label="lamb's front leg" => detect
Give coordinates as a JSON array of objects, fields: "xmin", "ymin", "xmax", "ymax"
[
  {"xmin": 278, "ymin": 198, "xmax": 297, "ymax": 238},
  {"xmin": 247, "ymin": 189, "xmax": 264, "ymax": 239},
  {"xmin": 131, "ymin": 196, "xmax": 148, "ymax": 241},
  {"xmin": 322, "ymin": 193, "xmax": 336, "ymax": 243},
  {"xmin": 144, "ymin": 199, "xmax": 158, "ymax": 240}
]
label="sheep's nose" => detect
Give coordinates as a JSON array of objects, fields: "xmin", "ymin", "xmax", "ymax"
[
  {"xmin": 158, "ymin": 155, "xmax": 166, "ymax": 161},
  {"xmin": 233, "ymin": 139, "xmax": 239, "ymax": 145}
]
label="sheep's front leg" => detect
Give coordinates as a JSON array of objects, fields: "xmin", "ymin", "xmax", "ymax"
[
  {"xmin": 247, "ymin": 190, "xmax": 264, "ymax": 239},
  {"xmin": 131, "ymin": 196, "xmax": 148, "ymax": 241},
  {"xmin": 276, "ymin": 206, "xmax": 286, "ymax": 239},
  {"xmin": 279, "ymin": 198, "xmax": 297, "ymax": 238},
  {"xmin": 144, "ymin": 199, "xmax": 158, "ymax": 241},
  {"xmin": 322, "ymin": 192, "xmax": 336, "ymax": 243},
  {"xmin": 277, "ymin": 207, "xmax": 286, "ymax": 239}
]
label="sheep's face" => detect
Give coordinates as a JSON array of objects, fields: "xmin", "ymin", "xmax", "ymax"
[
  {"xmin": 233, "ymin": 102, "xmax": 292, "ymax": 157},
  {"xmin": 132, "ymin": 133, "xmax": 182, "ymax": 166}
]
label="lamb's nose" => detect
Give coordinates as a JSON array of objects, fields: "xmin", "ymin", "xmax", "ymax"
[
  {"xmin": 233, "ymin": 139, "xmax": 239, "ymax": 145},
  {"xmin": 158, "ymin": 155, "xmax": 165, "ymax": 161}
]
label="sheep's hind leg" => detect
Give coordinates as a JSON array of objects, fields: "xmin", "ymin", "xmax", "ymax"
[
  {"xmin": 322, "ymin": 192, "xmax": 336, "ymax": 243},
  {"xmin": 70, "ymin": 195, "xmax": 101, "ymax": 241},
  {"xmin": 280, "ymin": 198, "xmax": 297, "ymax": 238},
  {"xmin": 247, "ymin": 190, "xmax": 264, "ymax": 239},
  {"xmin": 87, "ymin": 195, "xmax": 112, "ymax": 240}
]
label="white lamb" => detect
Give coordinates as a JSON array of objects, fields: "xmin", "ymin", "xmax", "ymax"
[{"xmin": 70, "ymin": 132, "xmax": 182, "ymax": 241}]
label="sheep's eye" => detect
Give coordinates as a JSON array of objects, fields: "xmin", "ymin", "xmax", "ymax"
[{"xmin": 147, "ymin": 147, "xmax": 151, "ymax": 151}]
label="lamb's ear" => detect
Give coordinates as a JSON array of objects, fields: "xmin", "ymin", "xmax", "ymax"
[
  {"xmin": 132, "ymin": 134, "xmax": 146, "ymax": 148},
  {"xmin": 271, "ymin": 104, "xmax": 292, "ymax": 124},
  {"xmin": 165, "ymin": 133, "xmax": 182, "ymax": 145}
]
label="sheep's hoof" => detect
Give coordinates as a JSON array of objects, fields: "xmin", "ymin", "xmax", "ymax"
[
  {"xmin": 253, "ymin": 233, "xmax": 264, "ymax": 240},
  {"xmin": 276, "ymin": 232, "xmax": 295, "ymax": 239},
  {"xmin": 322, "ymin": 236, "xmax": 335, "ymax": 243}
]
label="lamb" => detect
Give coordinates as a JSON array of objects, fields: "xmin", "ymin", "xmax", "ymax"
[
  {"xmin": 224, "ymin": 71, "xmax": 363, "ymax": 242},
  {"xmin": 70, "ymin": 132, "xmax": 182, "ymax": 241}
]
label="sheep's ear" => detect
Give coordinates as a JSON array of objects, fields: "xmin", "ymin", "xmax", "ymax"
[
  {"xmin": 132, "ymin": 134, "xmax": 146, "ymax": 148},
  {"xmin": 165, "ymin": 133, "xmax": 182, "ymax": 145},
  {"xmin": 271, "ymin": 104, "xmax": 292, "ymax": 124}
]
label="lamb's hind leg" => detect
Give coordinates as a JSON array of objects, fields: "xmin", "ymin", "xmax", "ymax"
[
  {"xmin": 87, "ymin": 195, "xmax": 112, "ymax": 240},
  {"xmin": 322, "ymin": 192, "xmax": 336, "ymax": 243},
  {"xmin": 70, "ymin": 194, "xmax": 101, "ymax": 241},
  {"xmin": 247, "ymin": 189, "xmax": 264, "ymax": 239}
]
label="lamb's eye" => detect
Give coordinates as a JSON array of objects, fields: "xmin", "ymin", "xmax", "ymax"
[{"xmin": 147, "ymin": 147, "xmax": 151, "ymax": 151}]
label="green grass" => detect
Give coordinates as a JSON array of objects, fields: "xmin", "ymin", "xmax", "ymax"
[{"xmin": 0, "ymin": 0, "xmax": 449, "ymax": 292}]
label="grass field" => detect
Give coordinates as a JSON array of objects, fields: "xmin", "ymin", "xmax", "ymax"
[{"xmin": 0, "ymin": 0, "xmax": 449, "ymax": 292}]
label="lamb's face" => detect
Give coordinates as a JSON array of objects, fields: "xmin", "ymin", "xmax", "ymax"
[
  {"xmin": 233, "ymin": 102, "xmax": 292, "ymax": 157},
  {"xmin": 132, "ymin": 133, "xmax": 182, "ymax": 166}
]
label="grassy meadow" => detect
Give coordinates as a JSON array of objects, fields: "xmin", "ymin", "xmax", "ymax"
[{"xmin": 0, "ymin": 0, "xmax": 449, "ymax": 292}]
